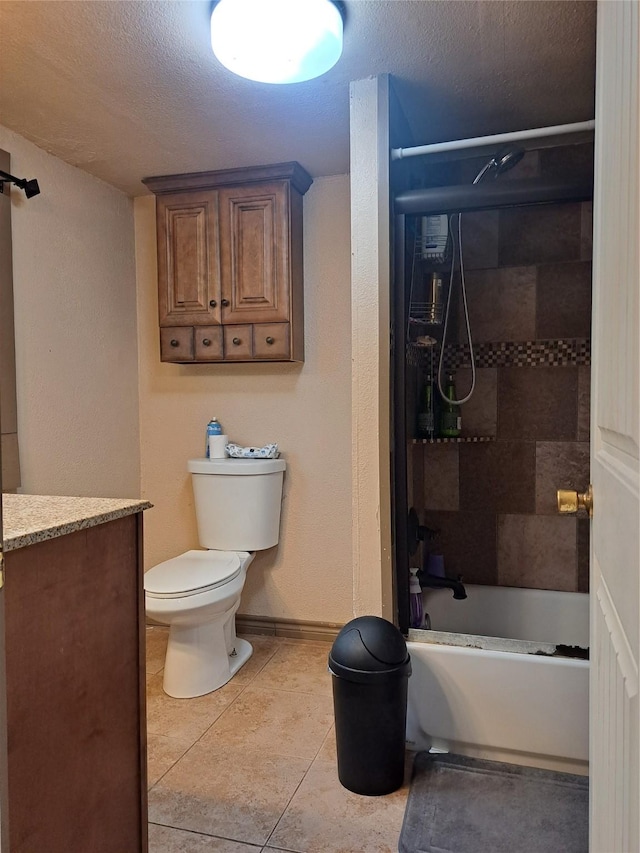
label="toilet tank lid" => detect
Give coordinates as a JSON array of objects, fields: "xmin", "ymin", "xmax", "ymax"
[{"xmin": 188, "ymin": 458, "xmax": 286, "ymax": 475}]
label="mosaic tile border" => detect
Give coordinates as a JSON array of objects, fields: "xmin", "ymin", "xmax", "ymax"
[
  {"xmin": 411, "ymin": 436, "xmax": 495, "ymax": 445},
  {"xmin": 407, "ymin": 338, "xmax": 591, "ymax": 369}
]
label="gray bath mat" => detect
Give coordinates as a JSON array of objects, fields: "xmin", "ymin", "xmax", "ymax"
[{"xmin": 399, "ymin": 752, "xmax": 588, "ymax": 853}]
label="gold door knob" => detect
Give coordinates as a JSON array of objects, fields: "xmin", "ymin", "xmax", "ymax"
[{"xmin": 557, "ymin": 484, "xmax": 593, "ymax": 517}]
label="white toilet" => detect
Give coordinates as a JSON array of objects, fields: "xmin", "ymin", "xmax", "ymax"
[{"xmin": 144, "ymin": 457, "xmax": 286, "ymax": 698}]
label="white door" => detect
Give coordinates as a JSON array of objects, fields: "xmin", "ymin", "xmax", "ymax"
[{"xmin": 590, "ymin": 1, "xmax": 639, "ymax": 850}]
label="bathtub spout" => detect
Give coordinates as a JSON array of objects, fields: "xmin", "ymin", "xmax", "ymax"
[{"xmin": 421, "ymin": 572, "xmax": 467, "ymax": 600}]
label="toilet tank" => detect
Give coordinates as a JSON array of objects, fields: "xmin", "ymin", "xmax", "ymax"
[{"xmin": 187, "ymin": 458, "xmax": 286, "ymax": 551}]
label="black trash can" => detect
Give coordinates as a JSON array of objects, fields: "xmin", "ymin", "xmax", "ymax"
[{"xmin": 328, "ymin": 616, "xmax": 411, "ymax": 796}]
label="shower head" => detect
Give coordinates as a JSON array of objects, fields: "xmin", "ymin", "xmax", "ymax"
[
  {"xmin": 472, "ymin": 146, "xmax": 526, "ymax": 185},
  {"xmin": 493, "ymin": 146, "xmax": 525, "ymax": 175}
]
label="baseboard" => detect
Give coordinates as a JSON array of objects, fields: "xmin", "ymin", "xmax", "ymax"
[
  {"xmin": 145, "ymin": 614, "xmax": 345, "ymax": 643},
  {"xmin": 236, "ymin": 615, "xmax": 344, "ymax": 643}
]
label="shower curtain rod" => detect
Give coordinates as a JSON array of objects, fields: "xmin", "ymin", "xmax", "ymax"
[
  {"xmin": 391, "ymin": 120, "xmax": 595, "ymax": 161},
  {"xmin": 394, "ymin": 176, "xmax": 593, "ymax": 217}
]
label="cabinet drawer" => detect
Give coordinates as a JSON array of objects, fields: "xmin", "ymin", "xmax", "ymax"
[
  {"xmin": 160, "ymin": 327, "xmax": 194, "ymax": 362},
  {"xmin": 253, "ymin": 324, "xmax": 291, "ymax": 359},
  {"xmin": 223, "ymin": 325, "xmax": 253, "ymax": 360},
  {"xmin": 195, "ymin": 327, "xmax": 224, "ymax": 361}
]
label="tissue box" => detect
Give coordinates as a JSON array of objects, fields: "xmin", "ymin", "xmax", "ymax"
[{"xmin": 225, "ymin": 443, "xmax": 279, "ymax": 459}]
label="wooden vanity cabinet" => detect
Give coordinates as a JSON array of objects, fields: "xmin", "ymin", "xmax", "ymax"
[
  {"xmin": 144, "ymin": 162, "xmax": 312, "ymax": 364},
  {"xmin": 4, "ymin": 514, "xmax": 148, "ymax": 853}
]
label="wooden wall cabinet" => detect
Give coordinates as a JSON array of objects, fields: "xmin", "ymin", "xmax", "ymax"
[{"xmin": 143, "ymin": 163, "xmax": 313, "ymax": 364}]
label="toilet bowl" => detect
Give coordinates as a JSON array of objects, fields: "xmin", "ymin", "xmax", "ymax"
[
  {"xmin": 145, "ymin": 457, "xmax": 286, "ymax": 698},
  {"xmin": 145, "ymin": 549, "xmax": 255, "ymax": 698}
]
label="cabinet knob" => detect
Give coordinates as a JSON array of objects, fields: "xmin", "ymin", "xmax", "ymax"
[
  {"xmin": 221, "ymin": 299, "xmax": 230, "ymax": 307},
  {"xmin": 232, "ymin": 337, "xmax": 241, "ymax": 346},
  {"xmin": 170, "ymin": 339, "xmax": 179, "ymax": 348},
  {"xmin": 209, "ymin": 300, "xmax": 217, "ymax": 308},
  {"xmin": 202, "ymin": 338, "xmax": 211, "ymax": 347},
  {"xmin": 266, "ymin": 336, "xmax": 275, "ymax": 345}
]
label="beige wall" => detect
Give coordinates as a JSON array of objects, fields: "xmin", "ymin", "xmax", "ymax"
[
  {"xmin": 0, "ymin": 148, "xmax": 20, "ymax": 491},
  {"xmin": 0, "ymin": 124, "xmax": 140, "ymax": 498},
  {"xmin": 134, "ymin": 175, "xmax": 354, "ymax": 623}
]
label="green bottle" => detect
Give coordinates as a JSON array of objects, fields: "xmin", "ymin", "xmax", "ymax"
[
  {"xmin": 440, "ymin": 373, "xmax": 461, "ymax": 438},
  {"xmin": 417, "ymin": 375, "xmax": 435, "ymax": 439}
]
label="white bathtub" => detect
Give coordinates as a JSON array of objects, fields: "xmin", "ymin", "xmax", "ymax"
[
  {"xmin": 406, "ymin": 585, "xmax": 589, "ymax": 774},
  {"xmin": 421, "ymin": 583, "xmax": 589, "ymax": 647}
]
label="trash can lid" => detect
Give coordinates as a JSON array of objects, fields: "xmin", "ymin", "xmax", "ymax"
[{"xmin": 328, "ymin": 616, "xmax": 411, "ymax": 682}]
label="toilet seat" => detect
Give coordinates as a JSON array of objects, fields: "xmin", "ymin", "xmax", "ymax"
[{"xmin": 145, "ymin": 550, "xmax": 244, "ymax": 599}]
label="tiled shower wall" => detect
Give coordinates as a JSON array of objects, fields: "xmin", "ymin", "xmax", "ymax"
[{"xmin": 408, "ymin": 144, "xmax": 592, "ymax": 593}]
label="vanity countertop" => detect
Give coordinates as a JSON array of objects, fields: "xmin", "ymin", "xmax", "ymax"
[{"xmin": 2, "ymin": 493, "xmax": 152, "ymax": 552}]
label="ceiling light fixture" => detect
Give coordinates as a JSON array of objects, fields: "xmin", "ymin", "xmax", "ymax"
[{"xmin": 210, "ymin": 0, "xmax": 344, "ymax": 84}]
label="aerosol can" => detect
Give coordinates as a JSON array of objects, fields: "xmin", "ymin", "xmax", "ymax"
[{"xmin": 205, "ymin": 417, "xmax": 223, "ymax": 458}]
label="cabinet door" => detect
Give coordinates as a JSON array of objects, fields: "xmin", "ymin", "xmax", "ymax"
[
  {"xmin": 157, "ymin": 191, "xmax": 222, "ymax": 326},
  {"xmin": 219, "ymin": 182, "xmax": 290, "ymax": 325},
  {"xmin": 4, "ymin": 516, "xmax": 147, "ymax": 853}
]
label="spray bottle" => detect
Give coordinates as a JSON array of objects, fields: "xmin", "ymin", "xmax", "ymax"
[{"xmin": 409, "ymin": 567, "xmax": 424, "ymax": 629}]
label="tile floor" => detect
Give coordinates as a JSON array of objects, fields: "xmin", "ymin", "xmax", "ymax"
[{"xmin": 146, "ymin": 627, "xmax": 412, "ymax": 853}]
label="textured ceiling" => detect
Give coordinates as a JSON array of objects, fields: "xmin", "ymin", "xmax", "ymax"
[{"xmin": 0, "ymin": 1, "xmax": 596, "ymax": 196}]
